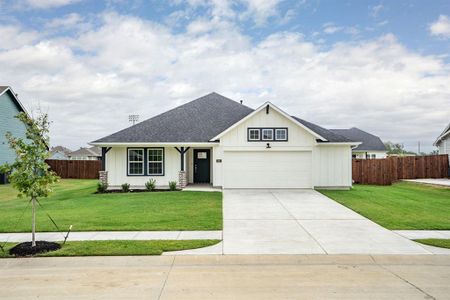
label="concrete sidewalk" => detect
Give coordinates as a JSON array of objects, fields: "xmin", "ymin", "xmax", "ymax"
[
  {"xmin": 394, "ymin": 230, "xmax": 450, "ymax": 240},
  {"xmin": 0, "ymin": 230, "xmax": 222, "ymax": 242},
  {"xmin": 404, "ymin": 178, "xmax": 450, "ymax": 187},
  {"xmin": 1, "ymin": 255, "xmax": 449, "ymax": 299}
]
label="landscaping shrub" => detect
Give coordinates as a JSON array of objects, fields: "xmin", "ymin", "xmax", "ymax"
[
  {"xmin": 145, "ymin": 179, "xmax": 156, "ymax": 191},
  {"xmin": 169, "ymin": 181, "xmax": 177, "ymax": 191},
  {"xmin": 97, "ymin": 181, "xmax": 108, "ymax": 193},
  {"xmin": 121, "ymin": 183, "xmax": 130, "ymax": 192}
]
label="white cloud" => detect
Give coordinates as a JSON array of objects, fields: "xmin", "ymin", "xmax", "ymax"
[
  {"xmin": 323, "ymin": 23, "xmax": 342, "ymax": 34},
  {"xmin": 0, "ymin": 25, "xmax": 39, "ymax": 50},
  {"xmin": 23, "ymin": 0, "xmax": 82, "ymax": 9},
  {"xmin": 0, "ymin": 13, "xmax": 448, "ymax": 152},
  {"xmin": 240, "ymin": 0, "xmax": 282, "ymax": 25},
  {"xmin": 176, "ymin": 0, "xmax": 283, "ymax": 26},
  {"xmin": 45, "ymin": 13, "xmax": 84, "ymax": 29},
  {"xmin": 370, "ymin": 4, "xmax": 384, "ymax": 18},
  {"xmin": 429, "ymin": 15, "xmax": 450, "ymax": 39}
]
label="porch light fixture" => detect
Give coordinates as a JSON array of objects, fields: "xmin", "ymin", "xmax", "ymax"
[{"xmin": 266, "ymin": 143, "xmax": 271, "ymax": 149}]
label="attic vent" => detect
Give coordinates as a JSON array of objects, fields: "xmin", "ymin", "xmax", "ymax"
[{"xmin": 266, "ymin": 104, "xmax": 269, "ymax": 114}]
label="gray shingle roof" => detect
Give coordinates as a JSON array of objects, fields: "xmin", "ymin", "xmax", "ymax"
[
  {"xmin": 291, "ymin": 116, "xmax": 353, "ymax": 143},
  {"xmin": 329, "ymin": 127, "xmax": 386, "ymax": 151},
  {"xmin": 0, "ymin": 86, "xmax": 8, "ymax": 94},
  {"xmin": 68, "ymin": 146, "xmax": 101, "ymax": 157},
  {"xmin": 93, "ymin": 92, "xmax": 354, "ymax": 144},
  {"xmin": 93, "ymin": 93, "xmax": 254, "ymax": 143}
]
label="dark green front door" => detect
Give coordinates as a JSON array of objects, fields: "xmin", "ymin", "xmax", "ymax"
[{"xmin": 194, "ymin": 149, "xmax": 210, "ymax": 183}]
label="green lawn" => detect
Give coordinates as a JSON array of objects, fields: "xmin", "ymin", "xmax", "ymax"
[
  {"xmin": 0, "ymin": 180, "xmax": 222, "ymax": 232},
  {"xmin": 318, "ymin": 182, "xmax": 450, "ymax": 230},
  {"xmin": 414, "ymin": 239, "xmax": 450, "ymax": 249},
  {"xmin": 0, "ymin": 240, "xmax": 221, "ymax": 258}
]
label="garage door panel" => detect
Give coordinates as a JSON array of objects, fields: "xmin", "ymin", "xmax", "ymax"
[{"xmin": 223, "ymin": 151, "xmax": 312, "ymax": 188}]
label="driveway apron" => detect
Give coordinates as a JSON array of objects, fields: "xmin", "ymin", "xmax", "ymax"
[{"xmin": 222, "ymin": 189, "xmax": 430, "ymax": 255}]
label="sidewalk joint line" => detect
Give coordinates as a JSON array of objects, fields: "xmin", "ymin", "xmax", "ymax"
[
  {"xmin": 158, "ymin": 256, "xmax": 175, "ymax": 300},
  {"xmin": 270, "ymin": 191, "xmax": 328, "ymax": 254},
  {"xmin": 377, "ymin": 262, "xmax": 436, "ymax": 300}
]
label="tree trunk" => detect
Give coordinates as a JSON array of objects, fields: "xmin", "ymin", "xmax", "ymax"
[{"xmin": 32, "ymin": 196, "xmax": 36, "ymax": 247}]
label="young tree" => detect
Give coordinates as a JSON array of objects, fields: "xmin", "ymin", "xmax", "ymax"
[{"xmin": 0, "ymin": 112, "xmax": 59, "ymax": 247}]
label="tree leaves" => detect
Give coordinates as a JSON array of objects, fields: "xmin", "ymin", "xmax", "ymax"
[{"xmin": 1, "ymin": 112, "xmax": 59, "ymax": 199}]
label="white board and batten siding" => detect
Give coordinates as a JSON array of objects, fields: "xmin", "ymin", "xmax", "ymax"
[
  {"xmin": 438, "ymin": 137, "xmax": 450, "ymax": 156},
  {"xmin": 105, "ymin": 146, "xmax": 180, "ymax": 187},
  {"xmin": 214, "ymin": 107, "xmax": 353, "ymax": 189},
  {"xmin": 104, "ymin": 105, "xmax": 353, "ymax": 189}
]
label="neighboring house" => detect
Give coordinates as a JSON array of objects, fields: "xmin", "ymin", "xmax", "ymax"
[
  {"xmin": 91, "ymin": 93, "xmax": 360, "ymax": 189},
  {"xmin": 68, "ymin": 146, "xmax": 102, "ymax": 160},
  {"xmin": 0, "ymin": 86, "xmax": 28, "ymax": 184},
  {"xmin": 49, "ymin": 146, "xmax": 72, "ymax": 160},
  {"xmin": 330, "ymin": 127, "xmax": 387, "ymax": 159},
  {"xmin": 434, "ymin": 122, "xmax": 450, "ymax": 160}
]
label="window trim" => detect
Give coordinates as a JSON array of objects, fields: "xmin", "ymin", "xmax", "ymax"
[
  {"xmin": 275, "ymin": 128, "xmax": 288, "ymax": 141},
  {"xmin": 147, "ymin": 147, "xmax": 165, "ymax": 176},
  {"xmin": 261, "ymin": 128, "xmax": 274, "ymax": 141},
  {"xmin": 126, "ymin": 147, "xmax": 165, "ymax": 176},
  {"xmin": 248, "ymin": 128, "xmax": 260, "ymax": 141},
  {"xmin": 127, "ymin": 148, "xmax": 145, "ymax": 176}
]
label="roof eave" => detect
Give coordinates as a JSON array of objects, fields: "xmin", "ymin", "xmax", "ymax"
[
  {"xmin": 0, "ymin": 86, "xmax": 29, "ymax": 117},
  {"xmin": 89, "ymin": 141, "xmax": 220, "ymax": 147}
]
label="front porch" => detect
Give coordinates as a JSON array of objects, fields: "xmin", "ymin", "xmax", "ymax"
[
  {"xmin": 99, "ymin": 143, "xmax": 220, "ymax": 189},
  {"xmin": 183, "ymin": 183, "xmax": 221, "ymax": 192}
]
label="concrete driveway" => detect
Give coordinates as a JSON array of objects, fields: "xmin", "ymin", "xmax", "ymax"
[{"xmin": 223, "ymin": 189, "xmax": 430, "ymax": 254}]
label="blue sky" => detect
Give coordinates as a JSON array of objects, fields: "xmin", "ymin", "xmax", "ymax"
[{"xmin": 0, "ymin": 0, "xmax": 449, "ymax": 151}]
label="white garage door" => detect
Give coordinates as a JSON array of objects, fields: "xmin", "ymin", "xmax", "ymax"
[{"xmin": 223, "ymin": 151, "xmax": 312, "ymax": 188}]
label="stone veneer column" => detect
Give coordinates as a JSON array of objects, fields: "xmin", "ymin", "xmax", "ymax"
[
  {"xmin": 99, "ymin": 171, "xmax": 108, "ymax": 185},
  {"xmin": 178, "ymin": 171, "xmax": 187, "ymax": 188}
]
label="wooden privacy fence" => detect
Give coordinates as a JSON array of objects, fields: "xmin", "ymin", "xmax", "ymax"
[
  {"xmin": 352, "ymin": 154, "xmax": 449, "ymax": 185},
  {"xmin": 45, "ymin": 159, "xmax": 101, "ymax": 179}
]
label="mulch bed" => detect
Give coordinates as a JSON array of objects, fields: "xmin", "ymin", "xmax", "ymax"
[
  {"xmin": 95, "ymin": 189, "xmax": 181, "ymax": 194},
  {"xmin": 9, "ymin": 241, "xmax": 61, "ymax": 256}
]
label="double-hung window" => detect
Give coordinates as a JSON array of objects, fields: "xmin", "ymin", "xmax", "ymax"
[
  {"xmin": 128, "ymin": 149, "xmax": 144, "ymax": 175},
  {"xmin": 275, "ymin": 128, "xmax": 287, "ymax": 141},
  {"xmin": 262, "ymin": 129, "xmax": 273, "ymax": 141},
  {"xmin": 148, "ymin": 148, "xmax": 164, "ymax": 175},
  {"xmin": 248, "ymin": 129, "xmax": 260, "ymax": 141}
]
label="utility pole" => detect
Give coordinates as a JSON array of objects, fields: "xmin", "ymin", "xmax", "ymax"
[{"xmin": 418, "ymin": 141, "xmax": 421, "ymax": 154}]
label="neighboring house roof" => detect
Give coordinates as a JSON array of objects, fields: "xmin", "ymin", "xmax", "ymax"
[
  {"xmin": 0, "ymin": 86, "xmax": 28, "ymax": 115},
  {"xmin": 50, "ymin": 146, "xmax": 72, "ymax": 155},
  {"xmin": 434, "ymin": 122, "xmax": 450, "ymax": 146},
  {"xmin": 92, "ymin": 92, "xmax": 354, "ymax": 144},
  {"xmin": 329, "ymin": 127, "xmax": 386, "ymax": 151},
  {"xmin": 68, "ymin": 146, "xmax": 101, "ymax": 157},
  {"xmin": 291, "ymin": 117, "xmax": 353, "ymax": 143}
]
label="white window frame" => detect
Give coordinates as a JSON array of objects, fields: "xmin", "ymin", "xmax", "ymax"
[
  {"xmin": 248, "ymin": 129, "xmax": 260, "ymax": 141},
  {"xmin": 262, "ymin": 129, "xmax": 274, "ymax": 141},
  {"xmin": 275, "ymin": 128, "xmax": 287, "ymax": 141},
  {"xmin": 147, "ymin": 148, "xmax": 164, "ymax": 176},
  {"xmin": 128, "ymin": 148, "xmax": 144, "ymax": 175}
]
